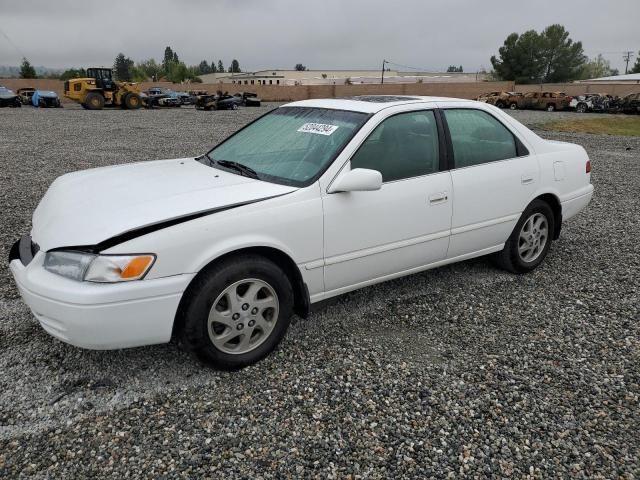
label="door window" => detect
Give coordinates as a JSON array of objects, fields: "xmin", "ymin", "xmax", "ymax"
[
  {"xmin": 350, "ymin": 110, "xmax": 439, "ymax": 182},
  {"xmin": 443, "ymin": 109, "xmax": 517, "ymax": 168}
]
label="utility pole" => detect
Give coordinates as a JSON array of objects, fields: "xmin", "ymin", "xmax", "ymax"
[
  {"xmin": 623, "ymin": 51, "xmax": 634, "ymax": 74},
  {"xmin": 381, "ymin": 59, "xmax": 388, "ymax": 84}
]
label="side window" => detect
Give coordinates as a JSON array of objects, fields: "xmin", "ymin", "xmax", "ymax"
[
  {"xmin": 350, "ymin": 110, "xmax": 439, "ymax": 182},
  {"xmin": 443, "ymin": 109, "xmax": 517, "ymax": 168}
]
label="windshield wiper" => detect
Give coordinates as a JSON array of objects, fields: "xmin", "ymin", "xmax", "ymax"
[{"xmin": 214, "ymin": 159, "xmax": 260, "ymax": 179}]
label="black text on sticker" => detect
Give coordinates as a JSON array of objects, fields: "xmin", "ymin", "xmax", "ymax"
[{"xmin": 297, "ymin": 123, "xmax": 339, "ymax": 136}]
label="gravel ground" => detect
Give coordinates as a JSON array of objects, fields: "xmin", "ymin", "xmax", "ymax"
[{"xmin": 0, "ymin": 105, "xmax": 638, "ymax": 478}]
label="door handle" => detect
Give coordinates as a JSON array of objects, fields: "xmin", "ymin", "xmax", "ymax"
[{"xmin": 429, "ymin": 192, "xmax": 448, "ymax": 204}]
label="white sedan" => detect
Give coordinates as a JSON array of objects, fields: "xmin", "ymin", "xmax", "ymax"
[{"xmin": 9, "ymin": 96, "xmax": 594, "ymax": 369}]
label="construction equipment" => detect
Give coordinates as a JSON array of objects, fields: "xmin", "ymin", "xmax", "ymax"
[{"xmin": 63, "ymin": 68, "xmax": 142, "ymax": 110}]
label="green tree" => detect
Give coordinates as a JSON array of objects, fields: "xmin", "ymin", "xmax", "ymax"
[
  {"xmin": 59, "ymin": 68, "xmax": 86, "ymax": 81},
  {"xmin": 20, "ymin": 58, "xmax": 37, "ymax": 79},
  {"xmin": 198, "ymin": 60, "xmax": 211, "ymax": 74},
  {"xmin": 490, "ymin": 25, "xmax": 585, "ymax": 83},
  {"xmin": 294, "ymin": 63, "xmax": 307, "ymax": 71},
  {"xmin": 579, "ymin": 54, "xmax": 615, "ymax": 80},
  {"xmin": 113, "ymin": 53, "xmax": 134, "ymax": 81},
  {"xmin": 210, "ymin": 61, "xmax": 217, "ymax": 73},
  {"xmin": 631, "ymin": 52, "xmax": 640, "ymax": 74},
  {"xmin": 132, "ymin": 58, "xmax": 162, "ymax": 82},
  {"xmin": 228, "ymin": 59, "xmax": 241, "ymax": 73},
  {"xmin": 539, "ymin": 24, "xmax": 585, "ymax": 82},
  {"xmin": 217, "ymin": 60, "xmax": 224, "ymax": 73},
  {"xmin": 163, "ymin": 46, "xmax": 180, "ymax": 75}
]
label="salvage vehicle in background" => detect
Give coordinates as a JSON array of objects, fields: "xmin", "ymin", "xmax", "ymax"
[
  {"xmin": 513, "ymin": 91, "xmax": 572, "ymax": 111},
  {"xmin": 32, "ymin": 90, "xmax": 62, "ymax": 108},
  {"xmin": 142, "ymin": 88, "xmax": 182, "ymax": 108},
  {"xmin": 617, "ymin": 93, "xmax": 640, "ymax": 114},
  {"xmin": 64, "ymin": 67, "xmax": 142, "ymax": 110},
  {"xmin": 236, "ymin": 92, "xmax": 261, "ymax": 107},
  {"xmin": 0, "ymin": 86, "xmax": 21, "ymax": 108},
  {"xmin": 195, "ymin": 92, "xmax": 243, "ymax": 110},
  {"xmin": 477, "ymin": 91, "xmax": 522, "ymax": 109},
  {"xmin": 17, "ymin": 87, "xmax": 36, "ymax": 105},
  {"xmin": 9, "ymin": 96, "xmax": 594, "ymax": 369}
]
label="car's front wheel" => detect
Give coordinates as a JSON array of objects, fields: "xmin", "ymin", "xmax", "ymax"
[
  {"xmin": 495, "ymin": 200, "xmax": 554, "ymax": 274},
  {"xmin": 179, "ymin": 255, "xmax": 294, "ymax": 369}
]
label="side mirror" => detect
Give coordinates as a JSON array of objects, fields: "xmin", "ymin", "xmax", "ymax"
[{"xmin": 328, "ymin": 168, "xmax": 382, "ymax": 193}]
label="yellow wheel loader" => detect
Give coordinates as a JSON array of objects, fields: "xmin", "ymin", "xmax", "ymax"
[{"xmin": 64, "ymin": 68, "xmax": 142, "ymax": 110}]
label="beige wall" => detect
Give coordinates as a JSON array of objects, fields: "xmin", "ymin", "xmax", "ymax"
[
  {"xmin": 1, "ymin": 78, "xmax": 516, "ymax": 103},
  {"xmin": 5, "ymin": 78, "xmax": 638, "ymax": 105},
  {"xmin": 0, "ymin": 78, "xmax": 514, "ymax": 102},
  {"xmin": 140, "ymin": 80, "xmax": 516, "ymax": 101}
]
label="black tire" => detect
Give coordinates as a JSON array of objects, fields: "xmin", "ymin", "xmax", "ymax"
[
  {"xmin": 546, "ymin": 103, "xmax": 555, "ymax": 112},
  {"xmin": 576, "ymin": 103, "xmax": 587, "ymax": 113},
  {"xmin": 85, "ymin": 92, "xmax": 105, "ymax": 110},
  {"xmin": 494, "ymin": 199, "xmax": 555, "ymax": 274},
  {"xmin": 232, "ymin": 103, "xmax": 238, "ymax": 110},
  {"xmin": 123, "ymin": 93, "xmax": 142, "ymax": 110},
  {"xmin": 495, "ymin": 101, "xmax": 505, "ymax": 108},
  {"xmin": 509, "ymin": 103, "xmax": 517, "ymax": 110},
  {"xmin": 179, "ymin": 255, "xmax": 294, "ymax": 370}
]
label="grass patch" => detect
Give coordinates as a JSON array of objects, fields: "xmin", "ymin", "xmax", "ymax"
[{"xmin": 542, "ymin": 116, "xmax": 640, "ymax": 136}]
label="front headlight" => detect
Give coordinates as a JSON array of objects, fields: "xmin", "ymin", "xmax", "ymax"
[{"xmin": 43, "ymin": 251, "xmax": 155, "ymax": 283}]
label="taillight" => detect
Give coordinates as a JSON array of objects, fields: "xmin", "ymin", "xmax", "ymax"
[{"xmin": 586, "ymin": 160, "xmax": 592, "ymax": 173}]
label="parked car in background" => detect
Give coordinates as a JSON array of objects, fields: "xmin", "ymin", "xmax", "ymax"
[
  {"xmin": 236, "ymin": 92, "xmax": 261, "ymax": 107},
  {"xmin": 513, "ymin": 91, "xmax": 572, "ymax": 112},
  {"xmin": 195, "ymin": 92, "xmax": 243, "ymax": 110},
  {"xmin": 617, "ymin": 93, "xmax": 640, "ymax": 114},
  {"xmin": 142, "ymin": 88, "xmax": 182, "ymax": 108},
  {"xmin": 174, "ymin": 91, "xmax": 192, "ymax": 105},
  {"xmin": 9, "ymin": 96, "xmax": 594, "ymax": 369},
  {"xmin": 0, "ymin": 86, "xmax": 21, "ymax": 108},
  {"xmin": 17, "ymin": 87, "xmax": 36, "ymax": 105},
  {"xmin": 32, "ymin": 90, "xmax": 62, "ymax": 108},
  {"xmin": 569, "ymin": 94, "xmax": 602, "ymax": 113},
  {"xmin": 477, "ymin": 91, "xmax": 522, "ymax": 109}
]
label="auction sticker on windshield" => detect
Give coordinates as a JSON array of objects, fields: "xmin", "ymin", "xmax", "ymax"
[{"xmin": 297, "ymin": 123, "xmax": 339, "ymax": 135}]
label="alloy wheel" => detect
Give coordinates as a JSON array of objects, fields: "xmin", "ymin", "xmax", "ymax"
[
  {"xmin": 207, "ymin": 278, "xmax": 279, "ymax": 354},
  {"xmin": 518, "ymin": 213, "xmax": 549, "ymax": 263}
]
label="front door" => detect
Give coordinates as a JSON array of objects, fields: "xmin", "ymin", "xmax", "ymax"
[{"xmin": 322, "ymin": 109, "xmax": 452, "ymax": 294}]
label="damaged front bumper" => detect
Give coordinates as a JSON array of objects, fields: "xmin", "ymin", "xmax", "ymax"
[{"xmin": 8, "ymin": 235, "xmax": 194, "ymax": 350}]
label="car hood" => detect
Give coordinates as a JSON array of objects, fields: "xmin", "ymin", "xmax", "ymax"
[{"xmin": 31, "ymin": 158, "xmax": 297, "ymax": 251}]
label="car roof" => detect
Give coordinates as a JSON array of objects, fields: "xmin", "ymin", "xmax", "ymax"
[{"xmin": 284, "ymin": 95, "xmax": 469, "ymax": 113}]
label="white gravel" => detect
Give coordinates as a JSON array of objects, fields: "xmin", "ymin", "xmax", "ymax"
[{"xmin": 0, "ymin": 105, "xmax": 638, "ymax": 478}]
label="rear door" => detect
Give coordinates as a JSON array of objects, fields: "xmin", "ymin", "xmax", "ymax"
[{"xmin": 437, "ymin": 102, "xmax": 539, "ymax": 258}]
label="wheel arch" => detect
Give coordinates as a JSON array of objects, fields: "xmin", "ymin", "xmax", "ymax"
[
  {"xmin": 172, "ymin": 245, "xmax": 310, "ymax": 340},
  {"xmin": 533, "ymin": 192, "xmax": 562, "ymax": 239}
]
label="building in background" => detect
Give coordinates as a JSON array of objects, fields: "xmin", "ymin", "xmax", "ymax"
[
  {"xmin": 199, "ymin": 69, "xmax": 489, "ymax": 86},
  {"xmin": 576, "ymin": 73, "xmax": 640, "ymax": 84}
]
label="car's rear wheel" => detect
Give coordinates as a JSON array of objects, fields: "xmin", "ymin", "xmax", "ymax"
[
  {"xmin": 509, "ymin": 102, "xmax": 517, "ymax": 110},
  {"xmin": 547, "ymin": 103, "xmax": 555, "ymax": 112},
  {"xmin": 232, "ymin": 103, "xmax": 238, "ymax": 110},
  {"xmin": 495, "ymin": 200, "xmax": 554, "ymax": 274},
  {"xmin": 576, "ymin": 102, "xmax": 587, "ymax": 113},
  {"xmin": 179, "ymin": 255, "xmax": 294, "ymax": 369},
  {"xmin": 495, "ymin": 101, "xmax": 505, "ymax": 108}
]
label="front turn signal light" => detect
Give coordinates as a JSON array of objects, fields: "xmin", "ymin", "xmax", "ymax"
[{"xmin": 84, "ymin": 254, "xmax": 156, "ymax": 283}]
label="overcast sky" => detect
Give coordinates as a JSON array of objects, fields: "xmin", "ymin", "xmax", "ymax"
[{"xmin": 0, "ymin": 0, "xmax": 638, "ymax": 72}]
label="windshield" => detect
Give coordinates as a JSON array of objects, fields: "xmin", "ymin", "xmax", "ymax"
[{"xmin": 205, "ymin": 107, "xmax": 368, "ymax": 186}]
